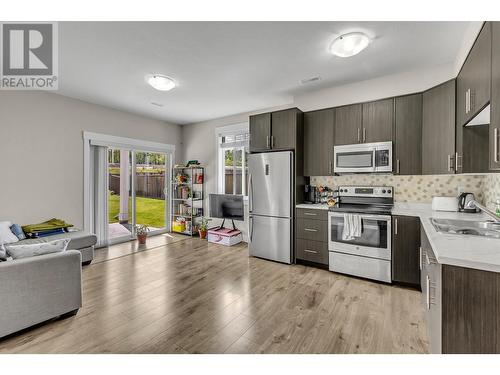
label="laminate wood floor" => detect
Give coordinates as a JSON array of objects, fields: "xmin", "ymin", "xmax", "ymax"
[{"xmin": 0, "ymin": 235, "xmax": 429, "ymax": 354}]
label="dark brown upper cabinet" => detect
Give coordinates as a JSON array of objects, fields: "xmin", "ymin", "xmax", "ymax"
[
  {"xmin": 362, "ymin": 98, "xmax": 394, "ymax": 143},
  {"xmin": 249, "ymin": 108, "xmax": 302, "ymax": 152},
  {"xmin": 392, "ymin": 215, "xmax": 421, "ymax": 287},
  {"xmin": 491, "ymin": 22, "xmax": 500, "ymax": 170},
  {"xmin": 394, "ymin": 94, "xmax": 422, "ymax": 175},
  {"xmin": 334, "ymin": 104, "xmax": 362, "ymax": 145},
  {"xmin": 422, "ymin": 80, "xmax": 456, "ymax": 175},
  {"xmin": 456, "ymin": 22, "xmax": 491, "ymax": 129},
  {"xmin": 271, "ymin": 108, "xmax": 300, "ymax": 150},
  {"xmin": 303, "ymin": 108, "xmax": 335, "ymax": 176},
  {"xmin": 456, "ymin": 22, "xmax": 492, "ymax": 174},
  {"xmin": 249, "ymin": 112, "xmax": 271, "ymax": 152}
]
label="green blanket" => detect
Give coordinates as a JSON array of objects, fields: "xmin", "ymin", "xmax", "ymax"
[{"xmin": 22, "ymin": 218, "xmax": 74, "ymax": 234}]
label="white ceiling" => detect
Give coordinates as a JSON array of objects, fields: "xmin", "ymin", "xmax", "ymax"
[{"xmin": 58, "ymin": 21, "xmax": 473, "ymax": 125}]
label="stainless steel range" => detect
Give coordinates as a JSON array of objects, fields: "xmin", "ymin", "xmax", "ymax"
[{"xmin": 328, "ymin": 186, "xmax": 394, "ymax": 283}]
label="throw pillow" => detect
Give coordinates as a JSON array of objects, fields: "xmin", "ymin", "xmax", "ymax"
[
  {"xmin": 6, "ymin": 238, "xmax": 70, "ymax": 260},
  {"xmin": 0, "ymin": 244, "xmax": 6, "ymax": 261},
  {"xmin": 10, "ymin": 223, "xmax": 26, "ymax": 240},
  {"xmin": 0, "ymin": 221, "xmax": 19, "ymax": 245}
]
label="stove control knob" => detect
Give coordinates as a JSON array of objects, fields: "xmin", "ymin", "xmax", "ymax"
[
  {"xmin": 382, "ymin": 189, "xmax": 386, "ymax": 194},
  {"xmin": 387, "ymin": 189, "xmax": 392, "ymax": 194}
]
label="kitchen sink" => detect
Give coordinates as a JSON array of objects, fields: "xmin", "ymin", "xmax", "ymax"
[{"xmin": 430, "ymin": 218, "xmax": 500, "ymax": 239}]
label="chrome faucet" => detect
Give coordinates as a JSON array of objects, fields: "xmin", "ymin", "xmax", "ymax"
[{"xmin": 466, "ymin": 200, "xmax": 500, "ymax": 223}]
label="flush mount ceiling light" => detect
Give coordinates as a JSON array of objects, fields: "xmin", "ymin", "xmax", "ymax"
[
  {"xmin": 330, "ymin": 32, "xmax": 371, "ymax": 57},
  {"xmin": 147, "ymin": 74, "xmax": 176, "ymax": 91}
]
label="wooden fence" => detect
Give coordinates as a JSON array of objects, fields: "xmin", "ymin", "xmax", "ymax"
[{"xmin": 109, "ymin": 173, "xmax": 165, "ymax": 199}]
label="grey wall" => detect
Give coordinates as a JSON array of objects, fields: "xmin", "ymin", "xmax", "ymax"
[
  {"xmin": 0, "ymin": 91, "xmax": 182, "ymax": 229},
  {"xmin": 181, "ymin": 105, "xmax": 289, "ymax": 239}
]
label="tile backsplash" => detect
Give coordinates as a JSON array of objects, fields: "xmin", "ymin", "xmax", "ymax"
[
  {"xmin": 311, "ymin": 174, "xmax": 500, "ymax": 210},
  {"xmin": 482, "ymin": 174, "xmax": 500, "ymax": 211}
]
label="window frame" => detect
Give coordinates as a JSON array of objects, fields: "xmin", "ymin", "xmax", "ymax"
[{"xmin": 215, "ymin": 123, "xmax": 249, "ymax": 198}]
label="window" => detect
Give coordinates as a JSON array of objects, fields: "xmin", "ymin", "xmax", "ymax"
[{"xmin": 217, "ymin": 125, "xmax": 249, "ymax": 197}]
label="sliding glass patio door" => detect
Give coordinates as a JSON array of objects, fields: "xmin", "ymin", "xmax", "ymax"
[
  {"xmin": 107, "ymin": 149, "xmax": 170, "ymax": 245},
  {"xmin": 133, "ymin": 151, "xmax": 170, "ymax": 236},
  {"xmin": 107, "ymin": 148, "xmax": 133, "ymax": 244}
]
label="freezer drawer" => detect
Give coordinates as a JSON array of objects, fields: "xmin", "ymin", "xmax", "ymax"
[
  {"xmin": 249, "ymin": 215, "xmax": 292, "ymax": 264},
  {"xmin": 329, "ymin": 251, "xmax": 391, "ymax": 283}
]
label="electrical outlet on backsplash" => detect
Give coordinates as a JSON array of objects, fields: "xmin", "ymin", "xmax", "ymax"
[{"xmin": 310, "ymin": 174, "xmax": 500, "ymax": 210}]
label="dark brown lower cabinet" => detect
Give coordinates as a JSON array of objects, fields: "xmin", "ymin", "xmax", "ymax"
[
  {"xmin": 392, "ymin": 215, "xmax": 420, "ymax": 287},
  {"xmin": 421, "ymin": 228, "xmax": 500, "ymax": 353},
  {"xmin": 296, "ymin": 239, "xmax": 328, "ymax": 265},
  {"xmin": 296, "ymin": 208, "xmax": 328, "ymax": 266},
  {"xmin": 442, "ymin": 265, "xmax": 499, "ymax": 353}
]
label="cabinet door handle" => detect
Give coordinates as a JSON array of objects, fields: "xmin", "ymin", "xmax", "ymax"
[
  {"xmin": 304, "ymin": 212, "xmax": 317, "ymax": 216},
  {"xmin": 266, "ymin": 136, "xmax": 270, "ymax": 149},
  {"xmin": 396, "ymin": 159, "xmax": 400, "ymax": 174},
  {"xmin": 465, "ymin": 90, "xmax": 469, "ymax": 114},
  {"xmin": 426, "ymin": 275, "xmax": 431, "ymax": 310},
  {"xmin": 471, "ymin": 89, "xmax": 475, "ymax": 113},
  {"xmin": 419, "ymin": 247, "xmax": 422, "ymax": 271},
  {"xmin": 304, "ymin": 228, "xmax": 318, "ymax": 232},
  {"xmin": 455, "ymin": 152, "xmax": 462, "ymax": 172},
  {"xmin": 271, "ymin": 135, "xmax": 275, "ymax": 149},
  {"xmin": 357, "ymin": 128, "xmax": 361, "ymax": 143},
  {"xmin": 329, "ymin": 161, "xmax": 333, "ymax": 175},
  {"xmin": 304, "ymin": 249, "xmax": 318, "ymax": 254},
  {"xmin": 447, "ymin": 154, "xmax": 454, "ymax": 172},
  {"xmin": 495, "ymin": 128, "xmax": 499, "ymax": 163},
  {"xmin": 394, "ymin": 218, "xmax": 398, "ymax": 235},
  {"xmin": 363, "ymin": 128, "xmax": 366, "ymax": 143}
]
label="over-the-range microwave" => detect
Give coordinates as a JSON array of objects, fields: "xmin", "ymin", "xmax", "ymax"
[{"xmin": 333, "ymin": 141, "xmax": 393, "ymax": 174}]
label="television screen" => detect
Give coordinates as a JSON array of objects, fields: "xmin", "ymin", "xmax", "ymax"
[{"xmin": 209, "ymin": 194, "xmax": 244, "ymax": 221}]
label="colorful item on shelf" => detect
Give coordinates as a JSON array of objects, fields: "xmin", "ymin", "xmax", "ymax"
[
  {"xmin": 181, "ymin": 186, "xmax": 189, "ymax": 199},
  {"xmin": 175, "ymin": 173, "xmax": 188, "ymax": 184},
  {"xmin": 196, "ymin": 173, "xmax": 203, "ymax": 184},
  {"xmin": 185, "ymin": 160, "xmax": 200, "ymax": 167},
  {"xmin": 172, "ymin": 217, "xmax": 186, "ymax": 233}
]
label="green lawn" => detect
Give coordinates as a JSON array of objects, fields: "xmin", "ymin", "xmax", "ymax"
[{"xmin": 108, "ymin": 193, "xmax": 166, "ymax": 229}]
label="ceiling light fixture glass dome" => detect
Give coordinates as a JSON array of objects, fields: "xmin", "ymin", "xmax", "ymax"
[
  {"xmin": 330, "ymin": 32, "xmax": 371, "ymax": 57},
  {"xmin": 147, "ymin": 74, "xmax": 176, "ymax": 91}
]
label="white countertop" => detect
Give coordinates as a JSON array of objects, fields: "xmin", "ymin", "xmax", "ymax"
[
  {"xmin": 393, "ymin": 202, "xmax": 500, "ymax": 273},
  {"xmin": 296, "ymin": 202, "xmax": 500, "ymax": 273},
  {"xmin": 296, "ymin": 203, "xmax": 330, "ymax": 210}
]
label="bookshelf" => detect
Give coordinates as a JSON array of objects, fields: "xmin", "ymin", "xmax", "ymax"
[{"xmin": 171, "ymin": 166, "xmax": 204, "ymax": 236}]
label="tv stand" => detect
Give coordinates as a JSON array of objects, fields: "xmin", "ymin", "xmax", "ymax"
[{"xmin": 218, "ymin": 218, "xmax": 237, "ymax": 231}]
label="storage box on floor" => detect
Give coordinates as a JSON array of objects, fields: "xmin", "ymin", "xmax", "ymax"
[{"xmin": 207, "ymin": 228, "xmax": 242, "ymax": 246}]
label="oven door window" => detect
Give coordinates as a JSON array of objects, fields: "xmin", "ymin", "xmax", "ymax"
[
  {"xmin": 330, "ymin": 216, "xmax": 388, "ymax": 249},
  {"xmin": 336, "ymin": 151, "xmax": 373, "ymax": 168}
]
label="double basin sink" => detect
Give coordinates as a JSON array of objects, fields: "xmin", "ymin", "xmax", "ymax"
[{"xmin": 431, "ymin": 218, "xmax": 500, "ymax": 239}]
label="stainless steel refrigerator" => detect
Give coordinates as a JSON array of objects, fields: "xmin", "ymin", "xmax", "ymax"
[{"xmin": 248, "ymin": 151, "xmax": 293, "ymax": 264}]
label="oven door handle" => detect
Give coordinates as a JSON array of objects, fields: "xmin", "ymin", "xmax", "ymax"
[{"xmin": 329, "ymin": 212, "xmax": 392, "ymax": 221}]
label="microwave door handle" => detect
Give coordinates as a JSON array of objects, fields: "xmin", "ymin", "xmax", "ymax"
[{"xmin": 372, "ymin": 148, "xmax": 377, "ymax": 172}]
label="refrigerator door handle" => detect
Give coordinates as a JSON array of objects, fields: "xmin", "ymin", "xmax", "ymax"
[
  {"xmin": 249, "ymin": 215, "xmax": 254, "ymax": 242},
  {"xmin": 248, "ymin": 173, "xmax": 253, "ymax": 213}
]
